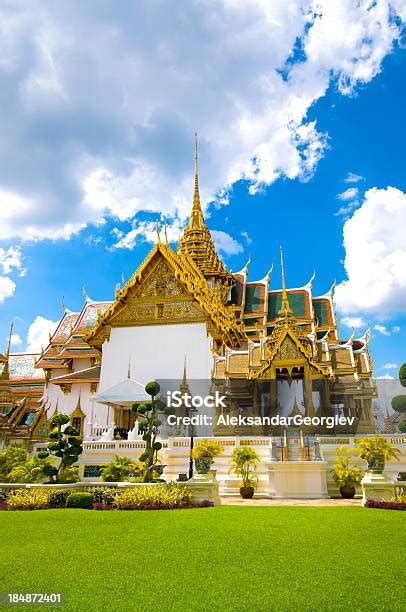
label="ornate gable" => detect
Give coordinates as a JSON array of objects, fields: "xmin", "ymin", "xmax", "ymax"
[
  {"xmin": 90, "ymin": 251, "xmax": 207, "ymax": 338},
  {"xmin": 250, "ymin": 316, "xmax": 331, "ymax": 379}
]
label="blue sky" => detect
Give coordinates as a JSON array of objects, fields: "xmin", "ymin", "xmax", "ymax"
[{"xmin": 0, "ymin": 1, "xmax": 405, "ymax": 378}]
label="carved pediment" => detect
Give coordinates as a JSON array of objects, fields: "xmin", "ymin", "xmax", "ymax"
[
  {"xmin": 109, "ymin": 257, "xmax": 206, "ymax": 327},
  {"xmin": 273, "ymin": 336, "xmax": 302, "ymax": 361},
  {"xmin": 132, "ymin": 259, "xmax": 187, "ymax": 300}
]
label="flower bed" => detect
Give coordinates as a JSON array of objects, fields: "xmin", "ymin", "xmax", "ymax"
[
  {"xmin": 1, "ymin": 483, "xmax": 194, "ymax": 511},
  {"xmin": 365, "ymin": 499, "xmax": 406, "ymax": 511}
]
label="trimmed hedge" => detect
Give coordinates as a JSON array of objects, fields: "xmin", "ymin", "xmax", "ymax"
[
  {"xmin": 66, "ymin": 492, "xmax": 94, "ymax": 509},
  {"xmin": 365, "ymin": 499, "xmax": 406, "ymax": 511}
]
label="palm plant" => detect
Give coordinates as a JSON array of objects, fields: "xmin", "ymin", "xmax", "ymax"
[{"xmin": 229, "ymin": 446, "xmax": 260, "ymax": 490}]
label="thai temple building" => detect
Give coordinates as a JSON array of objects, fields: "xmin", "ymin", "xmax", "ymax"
[{"xmin": 1, "ymin": 140, "xmax": 379, "ymax": 451}]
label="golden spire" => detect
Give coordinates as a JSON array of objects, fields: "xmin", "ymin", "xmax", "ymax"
[
  {"xmin": 279, "ymin": 246, "xmax": 293, "ymax": 316},
  {"xmin": 177, "ymin": 133, "xmax": 229, "ymax": 281},
  {"xmin": 179, "ymin": 355, "xmax": 190, "ymax": 394},
  {"xmin": 1, "ymin": 322, "xmax": 13, "ymax": 380},
  {"xmin": 0, "ymin": 322, "xmax": 14, "ymax": 408},
  {"xmin": 182, "ymin": 355, "xmax": 187, "ymax": 385},
  {"xmin": 189, "ymin": 132, "xmax": 205, "ymax": 230}
]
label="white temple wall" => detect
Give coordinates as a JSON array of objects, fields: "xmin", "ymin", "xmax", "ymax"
[
  {"xmin": 72, "ymin": 358, "xmax": 91, "ymax": 372},
  {"xmin": 99, "ymin": 323, "xmax": 213, "ymax": 392}
]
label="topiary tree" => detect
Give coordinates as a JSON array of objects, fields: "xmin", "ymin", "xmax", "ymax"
[
  {"xmin": 37, "ymin": 413, "xmax": 83, "ymax": 483},
  {"xmin": 398, "ymin": 420, "xmax": 406, "ymax": 433},
  {"xmin": 399, "ymin": 363, "xmax": 406, "ymax": 388},
  {"xmin": 131, "ymin": 380, "xmax": 173, "ymax": 482},
  {"xmin": 391, "ymin": 395, "xmax": 406, "ymax": 414}
]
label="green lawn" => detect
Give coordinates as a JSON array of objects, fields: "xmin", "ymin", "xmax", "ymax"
[{"xmin": 0, "ymin": 507, "xmax": 404, "ymax": 611}]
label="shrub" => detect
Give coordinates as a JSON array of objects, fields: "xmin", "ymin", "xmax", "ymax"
[
  {"xmin": 7, "ymin": 489, "xmax": 50, "ymax": 510},
  {"xmin": 59, "ymin": 466, "xmax": 79, "ymax": 483},
  {"xmin": 89, "ymin": 487, "xmax": 116, "ymax": 505},
  {"xmin": 0, "ymin": 447, "xmax": 28, "ymax": 482},
  {"xmin": 365, "ymin": 499, "xmax": 406, "ymax": 511},
  {"xmin": 0, "ymin": 488, "xmax": 11, "ymax": 503},
  {"xmin": 196, "ymin": 499, "xmax": 214, "ymax": 508},
  {"xmin": 398, "ymin": 420, "xmax": 406, "ymax": 433},
  {"xmin": 391, "ymin": 395, "xmax": 406, "ymax": 414},
  {"xmin": 113, "ymin": 483, "xmax": 192, "ymax": 510},
  {"xmin": 101, "ymin": 456, "xmax": 141, "ymax": 482},
  {"xmin": 47, "ymin": 489, "xmax": 72, "ymax": 508},
  {"xmin": 66, "ymin": 492, "xmax": 94, "ymax": 509},
  {"xmin": 399, "ymin": 363, "xmax": 406, "ymax": 388},
  {"xmin": 7, "ymin": 455, "xmax": 52, "ymax": 484}
]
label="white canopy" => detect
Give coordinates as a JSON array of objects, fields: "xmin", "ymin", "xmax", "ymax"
[{"xmin": 94, "ymin": 378, "xmax": 150, "ymax": 407}]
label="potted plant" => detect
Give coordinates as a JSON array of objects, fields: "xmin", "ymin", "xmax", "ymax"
[
  {"xmin": 192, "ymin": 439, "xmax": 223, "ymax": 474},
  {"xmin": 229, "ymin": 446, "xmax": 260, "ymax": 499},
  {"xmin": 331, "ymin": 446, "xmax": 363, "ymax": 498},
  {"xmin": 356, "ymin": 436, "xmax": 400, "ymax": 474}
]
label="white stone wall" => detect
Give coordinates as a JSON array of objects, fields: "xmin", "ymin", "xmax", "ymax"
[
  {"xmin": 60, "ymin": 435, "xmax": 406, "ymax": 498},
  {"xmin": 99, "ymin": 323, "xmax": 213, "ymax": 390}
]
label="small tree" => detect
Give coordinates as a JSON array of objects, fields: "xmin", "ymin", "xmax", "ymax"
[
  {"xmin": 398, "ymin": 421, "xmax": 406, "ymax": 433},
  {"xmin": 331, "ymin": 446, "xmax": 363, "ymax": 488},
  {"xmin": 131, "ymin": 381, "xmax": 172, "ymax": 482},
  {"xmin": 399, "ymin": 363, "xmax": 406, "ymax": 388},
  {"xmin": 229, "ymin": 446, "xmax": 260, "ymax": 489},
  {"xmin": 37, "ymin": 413, "xmax": 83, "ymax": 483},
  {"xmin": 391, "ymin": 395, "xmax": 406, "ymax": 414}
]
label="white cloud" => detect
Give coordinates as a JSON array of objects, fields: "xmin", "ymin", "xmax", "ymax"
[
  {"xmin": 0, "ymin": 246, "xmax": 24, "ymax": 275},
  {"xmin": 0, "ymin": 1, "xmax": 403, "ymax": 243},
  {"xmin": 383, "ymin": 363, "xmax": 398, "ymax": 369},
  {"xmin": 0, "ymin": 277, "xmax": 16, "ymax": 303},
  {"xmin": 335, "ymin": 187, "xmax": 406, "ymax": 315},
  {"xmin": 241, "ymin": 231, "xmax": 252, "ymax": 245},
  {"xmin": 344, "ymin": 172, "xmax": 363, "ymax": 184},
  {"xmin": 341, "ymin": 316, "xmax": 365, "ymax": 328},
  {"xmin": 26, "ymin": 316, "xmax": 58, "ymax": 353},
  {"xmin": 112, "ymin": 219, "xmax": 185, "ymax": 250},
  {"xmin": 10, "ymin": 333, "xmax": 22, "ymax": 347},
  {"xmin": 374, "ymin": 324, "xmax": 390, "ymax": 336},
  {"xmin": 112, "ymin": 219, "xmax": 242, "ymax": 257},
  {"xmin": 335, "ymin": 187, "xmax": 360, "ymax": 217},
  {"xmin": 337, "ymin": 187, "xmax": 359, "ymax": 201},
  {"xmin": 376, "ymin": 374, "xmax": 395, "ymax": 380},
  {"xmin": 210, "ymin": 231, "xmax": 243, "ymax": 256},
  {"xmin": 392, "ymin": 325, "xmax": 401, "ymax": 333}
]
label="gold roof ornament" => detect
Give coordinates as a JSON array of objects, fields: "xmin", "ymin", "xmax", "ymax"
[
  {"xmin": 179, "ymin": 355, "xmax": 191, "ymax": 395},
  {"xmin": 0, "ymin": 322, "xmax": 14, "ymax": 408},
  {"xmin": 155, "ymin": 221, "xmax": 161, "ymax": 246},
  {"xmin": 177, "ymin": 133, "xmax": 230, "ymax": 281},
  {"xmin": 278, "ymin": 246, "xmax": 293, "ymax": 317}
]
